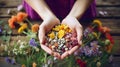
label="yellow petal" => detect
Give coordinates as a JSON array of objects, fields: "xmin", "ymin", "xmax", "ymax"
[
  {"xmin": 58, "ymin": 30, "xmax": 65, "ymax": 39},
  {"xmin": 48, "ymin": 32, "xmax": 55, "ymax": 39}
]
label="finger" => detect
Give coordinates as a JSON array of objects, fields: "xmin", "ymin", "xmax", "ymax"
[
  {"xmin": 38, "ymin": 26, "xmax": 46, "ymax": 44},
  {"xmin": 40, "ymin": 44, "xmax": 53, "ymax": 55},
  {"xmin": 53, "ymin": 52, "xmax": 61, "ymax": 59},
  {"xmin": 76, "ymin": 26, "xmax": 83, "ymax": 45},
  {"xmin": 61, "ymin": 51, "xmax": 69, "ymax": 60},
  {"xmin": 68, "ymin": 45, "xmax": 79, "ymax": 55}
]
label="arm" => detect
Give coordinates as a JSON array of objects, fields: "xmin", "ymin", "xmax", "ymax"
[
  {"xmin": 61, "ymin": 0, "xmax": 94, "ymax": 59},
  {"xmin": 25, "ymin": 0, "xmax": 56, "ymax": 20},
  {"xmin": 25, "ymin": 0, "xmax": 60, "ymax": 59},
  {"xmin": 67, "ymin": 0, "xmax": 94, "ymax": 19}
]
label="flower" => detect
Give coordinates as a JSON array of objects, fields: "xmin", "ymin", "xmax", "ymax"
[
  {"xmin": 0, "ymin": 27, "xmax": 2, "ymax": 33},
  {"xmin": 106, "ymin": 44, "xmax": 113, "ymax": 53},
  {"xmin": 31, "ymin": 24, "xmax": 39, "ymax": 33},
  {"xmin": 32, "ymin": 62, "xmax": 37, "ymax": 67},
  {"xmin": 5, "ymin": 57, "xmax": 16, "ymax": 64},
  {"xmin": 5, "ymin": 57, "xmax": 11, "ymax": 63},
  {"xmin": 105, "ymin": 33, "xmax": 114, "ymax": 44},
  {"xmin": 29, "ymin": 38, "xmax": 38, "ymax": 47},
  {"xmin": 18, "ymin": 23, "xmax": 28, "ymax": 33},
  {"xmin": 99, "ymin": 26, "xmax": 110, "ymax": 33},
  {"xmin": 76, "ymin": 59, "xmax": 86, "ymax": 67},
  {"xmin": 17, "ymin": 5, "xmax": 24, "ymax": 11},
  {"xmin": 83, "ymin": 27, "xmax": 93, "ymax": 37},
  {"xmin": 109, "ymin": 55, "xmax": 113, "ymax": 63},
  {"xmin": 8, "ymin": 18, "xmax": 16, "ymax": 28},
  {"xmin": 17, "ymin": 12, "xmax": 28, "ymax": 22},
  {"xmin": 93, "ymin": 19, "xmax": 102, "ymax": 27},
  {"xmin": 58, "ymin": 30, "xmax": 65, "ymax": 39},
  {"xmin": 11, "ymin": 16, "xmax": 17, "ymax": 22},
  {"xmin": 21, "ymin": 64, "xmax": 26, "ymax": 67},
  {"xmin": 105, "ymin": 39, "xmax": 110, "ymax": 45},
  {"xmin": 92, "ymin": 32, "xmax": 98, "ymax": 38},
  {"xmin": 96, "ymin": 62, "xmax": 101, "ymax": 67},
  {"xmin": 21, "ymin": 23, "xmax": 28, "ymax": 29},
  {"xmin": 48, "ymin": 32, "xmax": 55, "ymax": 39},
  {"xmin": 18, "ymin": 26, "xmax": 25, "ymax": 33}
]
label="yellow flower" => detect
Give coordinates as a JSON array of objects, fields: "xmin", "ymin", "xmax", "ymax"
[
  {"xmin": 65, "ymin": 28, "xmax": 72, "ymax": 33},
  {"xmin": 48, "ymin": 32, "xmax": 55, "ymax": 39},
  {"xmin": 92, "ymin": 32, "xmax": 98, "ymax": 39},
  {"xmin": 18, "ymin": 23, "xmax": 28, "ymax": 33},
  {"xmin": 18, "ymin": 26, "xmax": 24, "ymax": 33},
  {"xmin": 59, "ymin": 24, "xmax": 65, "ymax": 30},
  {"xmin": 96, "ymin": 62, "xmax": 101, "ymax": 67},
  {"xmin": 52, "ymin": 27, "xmax": 59, "ymax": 31},
  {"xmin": 93, "ymin": 19, "xmax": 102, "ymax": 27},
  {"xmin": 32, "ymin": 62, "xmax": 37, "ymax": 67},
  {"xmin": 22, "ymin": 23, "xmax": 28, "ymax": 29},
  {"xmin": 58, "ymin": 30, "xmax": 65, "ymax": 39}
]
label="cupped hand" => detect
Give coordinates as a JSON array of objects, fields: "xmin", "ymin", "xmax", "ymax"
[
  {"xmin": 61, "ymin": 16, "xmax": 83, "ymax": 59},
  {"xmin": 38, "ymin": 16, "xmax": 61, "ymax": 59}
]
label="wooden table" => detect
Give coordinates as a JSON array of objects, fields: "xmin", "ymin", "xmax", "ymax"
[{"xmin": 0, "ymin": 0, "xmax": 120, "ymax": 67}]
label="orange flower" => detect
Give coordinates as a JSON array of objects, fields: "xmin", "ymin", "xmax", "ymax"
[
  {"xmin": 21, "ymin": 64, "xmax": 26, "ymax": 67},
  {"xmin": 32, "ymin": 62, "xmax": 37, "ymax": 67},
  {"xmin": 99, "ymin": 26, "xmax": 110, "ymax": 33},
  {"xmin": 8, "ymin": 18, "xmax": 15, "ymax": 28},
  {"xmin": 17, "ymin": 12, "xmax": 28, "ymax": 22},
  {"xmin": 106, "ymin": 44, "xmax": 113, "ymax": 53},
  {"xmin": 31, "ymin": 24, "xmax": 39, "ymax": 33},
  {"xmin": 11, "ymin": 16, "xmax": 17, "ymax": 22}
]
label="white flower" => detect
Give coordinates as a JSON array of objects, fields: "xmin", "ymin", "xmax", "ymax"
[
  {"xmin": 19, "ymin": 44, "xmax": 25, "ymax": 49},
  {"xmin": 4, "ymin": 45, "xmax": 8, "ymax": 51},
  {"xmin": 17, "ymin": 40, "xmax": 21, "ymax": 44},
  {"xmin": 34, "ymin": 47, "xmax": 39, "ymax": 52}
]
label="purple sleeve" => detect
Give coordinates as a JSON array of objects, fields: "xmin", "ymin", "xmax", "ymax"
[{"xmin": 23, "ymin": 0, "xmax": 96, "ymax": 21}]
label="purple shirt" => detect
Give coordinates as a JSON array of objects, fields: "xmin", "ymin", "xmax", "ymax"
[{"xmin": 23, "ymin": 0, "xmax": 96, "ymax": 21}]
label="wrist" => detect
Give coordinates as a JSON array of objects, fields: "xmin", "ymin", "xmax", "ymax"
[
  {"xmin": 43, "ymin": 15, "xmax": 59, "ymax": 23},
  {"xmin": 67, "ymin": 13, "xmax": 82, "ymax": 20}
]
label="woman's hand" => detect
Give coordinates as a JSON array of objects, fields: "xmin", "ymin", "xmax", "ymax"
[
  {"xmin": 61, "ymin": 16, "xmax": 83, "ymax": 59},
  {"xmin": 38, "ymin": 16, "xmax": 61, "ymax": 59}
]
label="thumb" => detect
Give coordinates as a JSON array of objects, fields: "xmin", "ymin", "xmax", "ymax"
[
  {"xmin": 38, "ymin": 27, "xmax": 46, "ymax": 44},
  {"xmin": 76, "ymin": 26, "xmax": 83, "ymax": 45}
]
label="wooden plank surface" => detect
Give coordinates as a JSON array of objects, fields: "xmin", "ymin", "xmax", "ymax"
[
  {"xmin": 96, "ymin": 0, "xmax": 120, "ymax": 5},
  {"xmin": 0, "ymin": 7, "xmax": 120, "ymax": 18},
  {"xmin": 0, "ymin": 0, "xmax": 22, "ymax": 7}
]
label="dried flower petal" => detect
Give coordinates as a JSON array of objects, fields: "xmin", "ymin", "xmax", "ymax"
[
  {"xmin": 48, "ymin": 32, "xmax": 55, "ymax": 39},
  {"xmin": 58, "ymin": 30, "xmax": 65, "ymax": 39}
]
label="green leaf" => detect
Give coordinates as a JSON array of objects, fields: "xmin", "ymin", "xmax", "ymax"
[
  {"xmin": 7, "ymin": 30, "xmax": 12, "ymax": 34},
  {"xmin": 0, "ymin": 20, "xmax": 4, "ymax": 25}
]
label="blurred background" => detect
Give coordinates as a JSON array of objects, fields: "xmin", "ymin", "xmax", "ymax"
[{"xmin": 0, "ymin": 0, "xmax": 120, "ymax": 67}]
